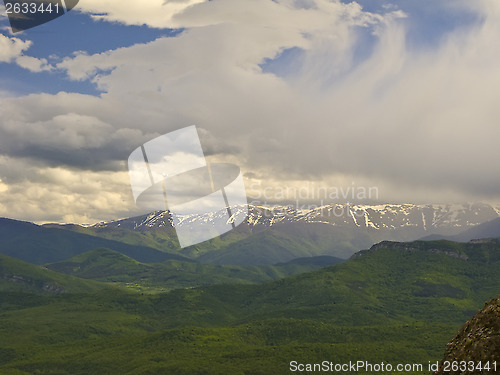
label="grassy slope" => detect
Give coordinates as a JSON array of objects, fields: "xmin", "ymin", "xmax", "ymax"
[
  {"xmin": 46, "ymin": 248, "xmax": 344, "ymax": 292},
  {"xmin": 1, "ymin": 241, "xmax": 500, "ymax": 374},
  {"xmin": 0, "ymin": 218, "xmax": 190, "ymax": 265},
  {"xmin": 45, "ymin": 221, "xmax": 379, "ymax": 264},
  {"xmin": 43, "ymin": 223, "xmax": 178, "ymax": 252},
  {"xmin": 0, "ymin": 253, "xmax": 109, "ymax": 294}
]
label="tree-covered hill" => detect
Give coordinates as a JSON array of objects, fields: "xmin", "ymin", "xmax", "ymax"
[{"xmin": 1, "ymin": 239, "xmax": 499, "ymax": 374}]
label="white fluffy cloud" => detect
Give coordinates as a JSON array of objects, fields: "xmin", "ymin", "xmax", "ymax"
[
  {"xmin": 15, "ymin": 55, "xmax": 52, "ymax": 72},
  {"xmin": 2, "ymin": 0, "xmax": 500, "ymax": 223},
  {"xmin": 77, "ymin": 0, "xmax": 207, "ymax": 28},
  {"xmin": 0, "ymin": 34, "xmax": 31, "ymax": 62},
  {"xmin": 0, "ymin": 33, "xmax": 54, "ymax": 72},
  {"xmin": 0, "ymin": 155, "xmax": 135, "ymax": 223},
  {"xmin": 0, "ymin": 92, "xmax": 160, "ymax": 169}
]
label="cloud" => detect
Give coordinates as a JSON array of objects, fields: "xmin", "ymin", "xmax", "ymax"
[
  {"xmin": 77, "ymin": 0, "xmax": 207, "ymax": 28},
  {"xmin": 58, "ymin": 0, "xmax": 387, "ymax": 81},
  {"xmin": 0, "ymin": 155, "xmax": 135, "ymax": 223},
  {"xmin": 0, "ymin": 32, "xmax": 53, "ymax": 72},
  {"xmin": 15, "ymin": 55, "xmax": 53, "ymax": 72},
  {"xmin": 75, "ymin": 1, "xmax": 500, "ymax": 199},
  {"xmin": 0, "ymin": 34, "xmax": 31, "ymax": 62},
  {"xmin": 1, "ymin": 0, "xmax": 500, "ymax": 223},
  {"xmin": 0, "ymin": 178, "xmax": 7, "ymax": 193},
  {"xmin": 0, "ymin": 92, "xmax": 161, "ymax": 170}
]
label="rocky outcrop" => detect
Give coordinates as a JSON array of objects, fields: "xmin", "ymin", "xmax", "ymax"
[
  {"xmin": 1, "ymin": 273, "xmax": 65, "ymax": 293},
  {"xmin": 436, "ymin": 296, "xmax": 500, "ymax": 374},
  {"xmin": 350, "ymin": 240, "xmax": 469, "ymax": 260}
]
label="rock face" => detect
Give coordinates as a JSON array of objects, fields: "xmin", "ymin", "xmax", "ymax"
[
  {"xmin": 1, "ymin": 274, "xmax": 66, "ymax": 293},
  {"xmin": 436, "ymin": 295, "xmax": 500, "ymax": 374},
  {"xmin": 351, "ymin": 240, "xmax": 470, "ymax": 260}
]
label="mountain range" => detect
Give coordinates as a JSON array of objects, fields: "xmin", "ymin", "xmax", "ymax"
[
  {"xmin": 0, "ymin": 202, "xmax": 498, "ymax": 268},
  {"xmin": 1, "ymin": 203, "xmax": 499, "ymax": 373},
  {"xmin": 94, "ymin": 202, "xmax": 500, "ymax": 233},
  {"xmin": 39, "ymin": 202, "xmax": 500, "ymax": 265}
]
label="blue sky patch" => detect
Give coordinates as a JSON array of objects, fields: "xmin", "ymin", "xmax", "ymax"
[{"xmin": 0, "ymin": 9, "xmax": 181, "ymax": 95}]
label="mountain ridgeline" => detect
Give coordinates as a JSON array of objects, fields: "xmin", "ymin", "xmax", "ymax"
[
  {"xmin": 41, "ymin": 202, "xmax": 500, "ymax": 265},
  {"xmin": 95, "ymin": 203, "xmax": 500, "ymax": 233},
  {"xmin": 45, "ymin": 248, "xmax": 344, "ymax": 292},
  {"xmin": 0, "ymin": 218, "xmax": 191, "ymax": 265}
]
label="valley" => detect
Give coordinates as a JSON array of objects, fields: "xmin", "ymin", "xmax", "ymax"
[{"xmin": 1, "ymin": 205, "xmax": 499, "ymax": 373}]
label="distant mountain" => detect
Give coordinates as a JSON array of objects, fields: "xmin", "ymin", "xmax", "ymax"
[
  {"xmin": 50, "ymin": 219, "xmax": 375, "ymax": 264},
  {"xmin": 2, "ymin": 202, "xmax": 498, "ymax": 268},
  {"xmin": 352, "ymin": 239, "xmax": 500, "ymax": 261},
  {"xmin": 46, "ymin": 248, "xmax": 344, "ymax": 292},
  {"xmin": 273, "ymin": 255, "xmax": 343, "ymax": 267},
  {"xmin": 94, "ymin": 202, "xmax": 500, "ymax": 233},
  {"xmin": 195, "ymin": 222, "xmax": 369, "ymax": 265},
  {"xmin": 422, "ymin": 217, "xmax": 500, "ymax": 242},
  {"xmin": 437, "ymin": 295, "xmax": 500, "ymax": 374},
  {"xmin": 47, "ymin": 248, "xmax": 146, "ymax": 279},
  {"xmin": 0, "ymin": 218, "xmax": 191, "ymax": 265},
  {"xmin": 44, "ymin": 203, "xmax": 500, "ymax": 264}
]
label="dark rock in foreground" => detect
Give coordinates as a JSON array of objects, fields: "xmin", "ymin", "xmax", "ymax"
[{"xmin": 436, "ymin": 295, "xmax": 500, "ymax": 374}]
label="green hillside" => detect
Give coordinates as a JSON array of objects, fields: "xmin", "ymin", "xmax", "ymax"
[
  {"xmin": 1, "ymin": 240, "xmax": 499, "ymax": 374},
  {"xmin": 0, "ymin": 253, "xmax": 109, "ymax": 294},
  {"xmin": 0, "ymin": 218, "xmax": 191, "ymax": 264},
  {"xmin": 47, "ymin": 248, "xmax": 344, "ymax": 292},
  {"xmin": 45, "ymin": 221, "xmax": 380, "ymax": 264},
  {"xmin": 43, "ymin": 222, "xmax": 178, "ymax": 252}
]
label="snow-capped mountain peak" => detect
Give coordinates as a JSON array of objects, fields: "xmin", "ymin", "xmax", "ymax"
[{"xmin": 94, "ymin": 202, "xmax": 500, "ymax": 236}]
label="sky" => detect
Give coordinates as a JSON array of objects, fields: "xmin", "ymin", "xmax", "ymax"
[{"xmin": 0, "ymin": 0, "xmax": 499, "ymax": 224}]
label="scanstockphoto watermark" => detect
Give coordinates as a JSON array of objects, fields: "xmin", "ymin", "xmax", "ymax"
[
  {"xmin": 290, "ymin": 360, "xmax": 499, "ymax": 373},
  {"xmin": 248, "ymin": 181, "xmax": 379, "ymax": 203},
  {"xmin": 290, "ymin": 360, "xmax": 437, "ymax": 373}
]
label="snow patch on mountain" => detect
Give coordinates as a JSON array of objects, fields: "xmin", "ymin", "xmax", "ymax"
[{"xmin": 93, "ymin": 203, "xmax": 500, "ymax": 236}]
